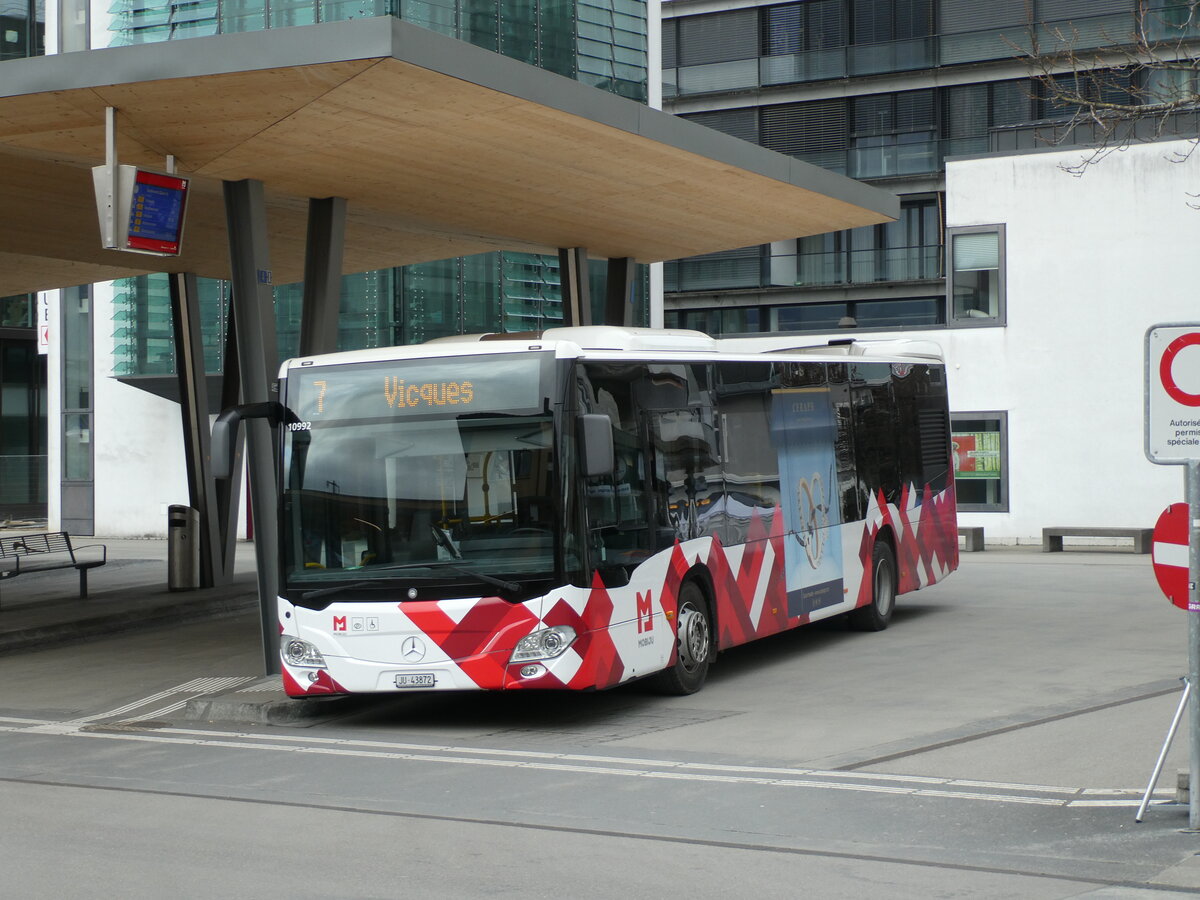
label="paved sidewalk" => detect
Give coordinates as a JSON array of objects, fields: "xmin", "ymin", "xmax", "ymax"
[{"xmin": 0, "ymin": 533, "xmax": 260, "ymax": 654}]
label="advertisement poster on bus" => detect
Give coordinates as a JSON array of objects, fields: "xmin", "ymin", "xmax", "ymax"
[{"xmin": 770, "ymin": 388, "xmax": 844, "ymax": 617}]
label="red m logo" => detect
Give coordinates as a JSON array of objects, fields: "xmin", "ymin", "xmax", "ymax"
[
  {"xmin": 636, "ymin": 591, "xmax": 653, "ymax": 633},
  {"xmin": 333, "ymin": 616, "xmax": 347, "ymax": 632}
]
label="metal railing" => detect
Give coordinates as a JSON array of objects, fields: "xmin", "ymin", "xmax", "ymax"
[{"xmin": 665, "ymin": 244, "xmax": 942, "ymax": 293}]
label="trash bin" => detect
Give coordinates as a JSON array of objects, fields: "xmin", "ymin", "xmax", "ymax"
[{"xmin": 167, "ymin": 504, "xmax": 200, "ymax": 591}]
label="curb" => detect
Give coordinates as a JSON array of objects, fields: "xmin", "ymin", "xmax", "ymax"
[
  {"xmin": 0, "ymin": 590, "xmax": 258, "ymax": 654},
  {"xmin": 183, "ymin": 682, "xmax": 362, "ymax": 727}
]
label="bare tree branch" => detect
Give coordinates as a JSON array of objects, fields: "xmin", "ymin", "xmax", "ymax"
[{"xmin": 1015, "ymin": 0, "xmax": 1200, "ymax": 170}]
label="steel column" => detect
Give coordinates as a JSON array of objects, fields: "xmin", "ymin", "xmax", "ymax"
[
  {"xmin": 215, "ymin": 307, "xmax": 245, "ymax": 583},
  {"xmin": 223, "ymin": 178, "xmax": 282, "ymax": 676},
  {"xmin": 604, "ymin": 257, "xmax": 635, "ymax": 326},
  {"xmin": 558, "ymin": 247, "xmax": 591, "ymax": 327},
  {"xmin": 299, "ymin": 197, "xmax": 347, "ymax": 357},
  {"xmin": 168, "ymin": 271, "xmax": 223, "ymax": 587}
]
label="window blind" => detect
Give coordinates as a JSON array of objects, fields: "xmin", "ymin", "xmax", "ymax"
[
  {"xmin": 895, "ymin": 90, "xmax": 935, "ymax": 131},
  {"xmin": 662, "ymin": 19, "xmax": 678, "ymax": 68},
  {"xmin": 990, "ymin": 79, "xmax": 1033, "ymax": 127},
  {"xmin": 808, "ymin": 0, "xmax": 846, "ymax": 49},
  {"xmin": 942, "ymin": 84, "xmax": 987, "ymax": 139},
  {"xmin": 939, "ymin": 0, "xmax": 1025, "ymax": 34},
  {"xmin": 761, "ymin": 100, "xmax": 848, "ymax": 154},
  {"xmin": 853, "ymin": 94, "xmax": 892, "ymax": 134},
  {"xmin": 895, "ymin": 0, "xmax": 934, "ymax": 40},
  {"xmin": 1038, "ymin": 0, "xmax": 1130, "ymax": 20},
  {"xmin": 678, "ymin": 9, "xmax": 759, "ymax": 65},
  {"xmin": 953, "ymin": 232, "xmax": 999, "ymax": 271},
  {"xmin": 763, "ymin": 3, "xmax": 802, "ymax": 56},
  {"xmin": 853, "ymin": 0, "xmax": 892, "ymax": 44},
  {"xmin": 681, "ymin": 108, "xmax": 760, "ymax": 144}
]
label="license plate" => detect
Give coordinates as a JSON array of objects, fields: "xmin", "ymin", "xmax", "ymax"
[{"xmin": 394, "ymin": 673, "xmax": 435, "ymax": 688}]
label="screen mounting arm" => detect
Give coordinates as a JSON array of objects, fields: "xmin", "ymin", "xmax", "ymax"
[{"xmin": 212, "ymin": 401, "xmax": 289, "ymax": 479}]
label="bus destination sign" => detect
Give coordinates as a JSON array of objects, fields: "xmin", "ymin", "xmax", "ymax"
[{"xmin": 291, "ymin": 354, "xmax": 548, "ymax": 422}]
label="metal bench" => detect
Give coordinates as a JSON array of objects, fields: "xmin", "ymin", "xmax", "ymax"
[
  {"xmin": 0, "ymin": 532, "xmax": 108, "ymax": 605},
  {"xmin": 1042, "ymin": 527, "xmax": 1152, "ymax": 554},
  {"xmin": 958, "ymin": 526, "xmax": 985, "ymax": 552}
]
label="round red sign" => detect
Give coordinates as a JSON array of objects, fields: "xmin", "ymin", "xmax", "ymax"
[
  {"xmin": 1160, "ymin": 333, "xmax": 1200, "ymax": 407},
  {"xmin": 1153, "ymin": 503, "xmax": 1195, "ymax": 610}
]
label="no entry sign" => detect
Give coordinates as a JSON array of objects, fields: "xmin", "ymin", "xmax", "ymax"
[
  {"xmin": 1153, "ymin": 503, "xmax": 1195, "ymax": 610},
  {"xmin": 1147, "ymin": 325, "xmax": 1200, "ymax": 464}
]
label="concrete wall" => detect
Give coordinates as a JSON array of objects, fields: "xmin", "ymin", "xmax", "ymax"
[{"xmin": 90, "ymin": 281, "xmax": 192, "ymax": 537}]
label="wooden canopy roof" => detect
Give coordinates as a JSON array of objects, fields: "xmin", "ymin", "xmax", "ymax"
[{"xmin": 0, "ymin": 16, "xmax": 898, "ymax": 296}]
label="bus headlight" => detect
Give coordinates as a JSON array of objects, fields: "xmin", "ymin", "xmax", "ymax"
[
  {"xmin": 283, "ymin": 638, "xmax": 327, "ymax": 669},
  {"xmin": 511, "ymin": 625, "xmax": 576, "ymax": 662}
]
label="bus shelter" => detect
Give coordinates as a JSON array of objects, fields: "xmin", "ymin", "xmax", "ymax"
[{"xmin": 0, "ymin": 16, "xmax": 898, "ymax": 671}]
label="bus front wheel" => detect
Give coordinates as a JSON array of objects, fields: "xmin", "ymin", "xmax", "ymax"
[
  {"xmin": 849, "ymin": 540, "xmax": 896, "ymax": 632},
  {"xmin": 652, "ymin": 581, "xmax": 712, "ymax": 695}
]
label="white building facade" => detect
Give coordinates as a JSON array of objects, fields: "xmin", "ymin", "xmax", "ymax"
[{"xmin": 869, "ymin": 139, "xmax": 1199, "ymax": 542}]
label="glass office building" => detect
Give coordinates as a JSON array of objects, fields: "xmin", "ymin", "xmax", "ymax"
[
  {"xmin": 0, "ymin": 0, "xmax": 46, "ymax": 520},
  {"xmin": 106, "ymin": 0, "xmax": 650, "ymax": 376}
]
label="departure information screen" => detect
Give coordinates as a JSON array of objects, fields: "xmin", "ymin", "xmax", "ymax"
[{"xmin": 125, "ymin": 170, "xmax": 189, "ymax": 255}]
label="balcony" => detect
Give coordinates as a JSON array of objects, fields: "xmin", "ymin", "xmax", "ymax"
[
  {"xmin": 787, "ymin": 137, "xmax": 987, "ymax": 179},
  {"xmin": 664, "ymin": 9, "xmax": 1172, "ymax": 98},
  {"xmin": 665, "ymin": 244, "xmax": 942, "ymax": 294}
]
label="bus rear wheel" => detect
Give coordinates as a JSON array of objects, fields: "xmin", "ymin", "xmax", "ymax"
[
  {"xmin": 651, "ymin": 581, "xmax": 712, "ymax": 695},
  {"xmin": 849, "ymin": 540, "xmax": 896, "ymax": 632}
]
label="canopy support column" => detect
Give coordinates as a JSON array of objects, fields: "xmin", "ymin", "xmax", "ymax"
[
  {"xmin": 299, "ymin": 197, "xmax": 347, "ymax": 357},
  {"xmin": 558, "ymin": 247, "xmax": 591, "ymax": 327},
  {"xmin": 605, "ymin": 257, "xmax": 635, "ymax": 327},
  {"xmin": 214, "ymin": 310, "xmax": 244, "ymax": 584},
  {"xmin": 224, "ymin": 178, "xmax": 282, "ymax": 676},
  {"xmin": 168, "ymin": 271, "xmax": 223, "ymax": 587}
]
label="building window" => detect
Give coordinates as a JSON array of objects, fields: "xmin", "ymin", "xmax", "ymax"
[
  {"xmin": 850, "ymin": 89, "xmax": 936, "ymax": 178},
  {"xmin": 773, "ymin": 297, "xmax": 944, "ymax": 332},
  {"xmin": 951, "ymin": 412, "xmax": 1007, "ymax": 512},
  {"xmin": 795, "ymin": 195, "xmax": 942, "ymax": 287},
  {"xmin": 948, "ymin": 225, "xmax": 1005, "ymax": 325},
  {"xmin": 0, "ymin": 294, "xmax": 34, "ymax": 327},
  {"xmin": 665, "ymin": 307, "xmax": 764, "ymax": 335}
]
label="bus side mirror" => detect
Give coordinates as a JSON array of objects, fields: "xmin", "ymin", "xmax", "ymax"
[
  {"xmin": 577, "ymin": 414, "xmax": 615, "ymax": 478},
  {"xmin": 211, "ymin": 401, "xmax": 288, "ymax": 479}
]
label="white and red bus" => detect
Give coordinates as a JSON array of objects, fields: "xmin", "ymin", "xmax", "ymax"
[{"xmin": 258, "ymin": 327, "xmax": 957, "ymax": 697}]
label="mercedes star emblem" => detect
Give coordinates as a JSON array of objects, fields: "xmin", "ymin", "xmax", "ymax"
[{"xmin": 401, "ymin": 636, "xmax": 426, "ymax": 662}]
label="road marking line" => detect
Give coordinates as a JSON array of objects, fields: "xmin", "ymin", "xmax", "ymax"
[
  {"xmin": 60, "ymin": 676, "xmax": 255, "ymax": 725},
  {"xmin": 0, "ymin": 720, "xmax": 1175, "ymax": 809}
]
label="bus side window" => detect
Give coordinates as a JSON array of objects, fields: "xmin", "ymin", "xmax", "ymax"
[
  {"xmin": 851, "ymin": 363, "xmax": 900, "ymax": 509},
  {"xmin": 579, "ymin": 367, "xmax": 651, "ymax": 567},
  {"xmin": 717, "ymin": 391, "xmax": 780, "ymax": 543},
  {"xmin": 832, "ymin": 389, "xmax": 860, "ymax": 522},
  {"xmin": 648, "ymin": 408, "xmax": 721, "ymax": 547}
]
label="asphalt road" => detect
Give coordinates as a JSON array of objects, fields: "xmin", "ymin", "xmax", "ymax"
[{"xmin": 2, "ymin": 549, "xmax": 1199, "ymax": 898}]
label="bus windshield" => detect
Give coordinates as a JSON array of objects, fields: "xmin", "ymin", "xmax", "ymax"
[
  {"xmin": 283, "ymin": 414, "xmax": 560, "ymax": 595},
  {"xmin": 280, "ymin": 352, "xmax": 564, "ymax": 599}
]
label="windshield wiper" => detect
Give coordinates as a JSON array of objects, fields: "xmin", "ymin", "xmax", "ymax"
[
  {"xmin": 296, "ymin": 562, "xmax": 521, "ymax": 603},
  {"xmin": 298, "ymin": 580, "xmax": 399, "ymax": 602},
  {"xmin": 371, "ymin": 561, "xmax": 520, "ymax": 593}
]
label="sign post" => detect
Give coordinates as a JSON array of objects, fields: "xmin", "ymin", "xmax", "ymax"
[{"xmin": 1146, "ymin": 324, "xmax": 1200, "ymax": 829}]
